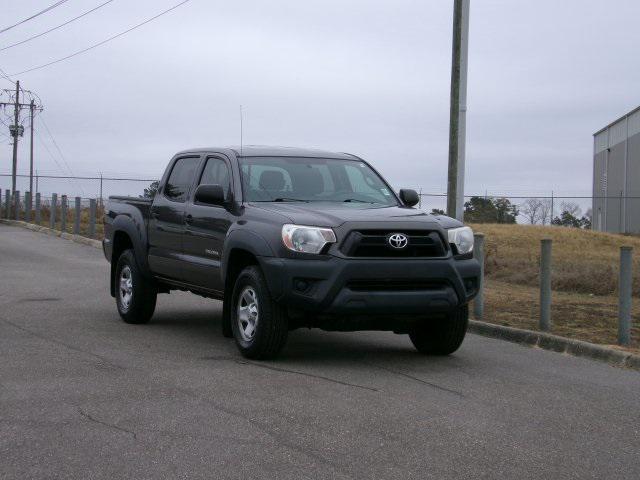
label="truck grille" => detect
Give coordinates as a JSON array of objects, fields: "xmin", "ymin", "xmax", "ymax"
[{"xmin": 340, "ymin": 230, "xmax": 447, "ymax": 258}]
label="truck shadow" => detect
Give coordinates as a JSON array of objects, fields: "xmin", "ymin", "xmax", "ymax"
[{"xmin": 147, "ymin": 305, "xmax": 469, "ymax": 370}]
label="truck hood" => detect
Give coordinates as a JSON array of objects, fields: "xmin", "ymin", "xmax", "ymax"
[{"xmin": 248, "ymin": 202, "xmax": 463, "ymax": 229}]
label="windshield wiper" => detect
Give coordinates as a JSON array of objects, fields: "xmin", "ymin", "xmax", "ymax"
[{"xmin": 343, "ymin": 198, "xmax": 376, "ymax": 203}]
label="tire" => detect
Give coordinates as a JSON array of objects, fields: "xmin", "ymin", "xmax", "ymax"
[
  {"xmin": 230, "ymin": 266, "xmax": 288, "ymax": 359},
  {"xmin": 114, "ymin": 249, "xmax": 157, "ymax": 324},
  {"xmin": 409, "ymin": 305, "xmax": 468, "ymax": 355}
]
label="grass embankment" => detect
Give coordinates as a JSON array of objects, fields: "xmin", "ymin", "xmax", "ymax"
[
  {"xmin": 30, "ymin": 205, "xmax": 105, "ymax": 238},
  {"xmin": 469, "ymin": 224, "xmax": 640, "ymax": 352}
]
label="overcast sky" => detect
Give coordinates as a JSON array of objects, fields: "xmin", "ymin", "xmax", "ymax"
[{"xmin": 1, "ymin": 0, "xmax": 639, "ymax": 206}]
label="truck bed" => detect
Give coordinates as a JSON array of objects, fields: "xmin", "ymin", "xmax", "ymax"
[{"xmin": 107, "ymin": 196, "xmax": 153, "ymax": 218}]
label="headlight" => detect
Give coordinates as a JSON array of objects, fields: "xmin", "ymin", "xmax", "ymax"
[
  {"xmin": 448, "ymin": 226, "xmax": 474, "ymax": 255},
  {"xmin": 282, "ymin": 224, "xmax": 336, "ymax": 254}
]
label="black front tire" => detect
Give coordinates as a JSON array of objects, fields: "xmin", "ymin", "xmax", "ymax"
[
  {"xmin": 114, "ymin": 249, "xmax": 157, "ymax": 324},
  {"xmin": 230, "ymin": 266, "xmax": 288, "ymax": 359},
  {"xmin": 409, "ymin": 305, "xmax": 469, "ymax": 355}
]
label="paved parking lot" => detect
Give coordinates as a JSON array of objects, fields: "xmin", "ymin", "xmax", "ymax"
[{"xmin": 1, "ymin": 223, "xmax": 639, "ymax": 479}]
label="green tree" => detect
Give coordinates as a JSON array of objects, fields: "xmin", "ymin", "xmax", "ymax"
[
  {"xmin": 143, "ymin": 181, "xmax": 160, "ymax": 198},
  {"xmin": 463, "ymin": 196, "xmax": 517, "ymax": 224},
  {"xmin": 552, "ymin": 202, "xmax": 591, "ymax": 229}
]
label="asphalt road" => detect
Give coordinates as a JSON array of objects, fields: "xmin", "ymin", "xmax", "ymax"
[{"xmin": 1, "ymin": 223, "xmax": 639, "ymax": 480}]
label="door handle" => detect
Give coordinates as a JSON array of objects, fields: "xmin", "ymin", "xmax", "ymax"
[
  {"xmin": 185, "ymin": 214, "xmax": 193, "ymax": 224},
  {"xmin": 151, "ymin": 212, "xmax": 159, "ymax": 219}
]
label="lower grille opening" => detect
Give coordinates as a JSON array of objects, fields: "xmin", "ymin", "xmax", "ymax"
[{"xmin": 346, "ymin": 280, "xmax": 445, "ymax": 292}]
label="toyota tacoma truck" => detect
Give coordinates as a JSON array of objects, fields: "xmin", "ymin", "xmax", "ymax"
[{"xmin": 104, "ymin": 146, "xmax": 480, "ymax": 359}]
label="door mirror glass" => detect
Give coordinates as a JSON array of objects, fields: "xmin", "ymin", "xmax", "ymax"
[
  {"xmin": 399, "ymin": 189, "xmax": 419, "ymax": 207},
  {"xmin": 194, "ymin": 184, "xmax": 226, "ymax": 206}
]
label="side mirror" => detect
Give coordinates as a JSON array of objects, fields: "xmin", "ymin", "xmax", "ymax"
[
  {"xmin": 194, "ymin": 184, "xmax": 226, "ymax": 206},
  {"xmin": 399, "ymin": 188, "xmax": 419, "ymax": 207}
]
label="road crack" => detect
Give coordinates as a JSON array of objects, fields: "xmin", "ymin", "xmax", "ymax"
[
  {"xmin": 234, "ymin": 360, "xmax": 379, "ymax": 392},
  {"xmin": 78, "ymin": 407, "xmax": 137, "ymax": 439},
  {"xmin": 0, "ymin": 316, "xmax": 125, "ymax": 371},
  {"xmin": 365, "ymin": 362, "xmax": 465, "ymax": 397}
]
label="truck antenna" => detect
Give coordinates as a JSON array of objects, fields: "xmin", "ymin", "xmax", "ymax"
[{"xmin": 239, "ymin": 104, "xmax": 243, "ymax": 156}]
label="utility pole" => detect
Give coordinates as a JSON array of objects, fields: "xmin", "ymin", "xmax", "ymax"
[
  {"xmin": 11, "ymin": 81, "xmax": 20, "ymax": 194},
  {"xmin": 1, "ymin": 83, "xmax": 43, "ymax": 196},
  {"xmin": 446, "ymin": 0, "xmax": 470, "ymax": 220},
  {"xmin": 29, "ymin": 99, "xmax": 35, "ymax": 197}
]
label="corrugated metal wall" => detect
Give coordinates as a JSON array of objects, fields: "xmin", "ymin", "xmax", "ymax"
[{"xmin": 593, "ymin": 107, "xmax": 640, "ymax": 234}]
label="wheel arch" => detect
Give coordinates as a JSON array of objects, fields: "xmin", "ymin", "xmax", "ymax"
[{"xmin": 109, "ymin": 218, "xmax": 152, "ymax": 296}]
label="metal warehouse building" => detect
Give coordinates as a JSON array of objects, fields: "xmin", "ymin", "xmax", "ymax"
[{"xmin": 593, "ymin": 106, "xmax": 640, "ymax": 234}]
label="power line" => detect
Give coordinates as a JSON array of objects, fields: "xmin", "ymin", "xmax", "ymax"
[
  {"xmin": 0, "ymin": 66, "xmax": 15, "ymax": 84},
  {"xmin": 10, "ymin": 0, "xmax": 193, "ymax": 76},
  {"xmin": 0, "ymin": 1, "xmax": 71, "ymax": 35},
  {"xmin": 0, "ymin": 1, "xmax": 116, "ymax": 53},
  {"xmin": 37, "ymin": 115, "xmax": 85, "ymax": 194},
  {"xmin": 0, "ymin": 173, "xmax": 157, "ymax": 182},
  {"xmin": 34, "ymin": 128, "xmax": 83, "ymax": 194}
]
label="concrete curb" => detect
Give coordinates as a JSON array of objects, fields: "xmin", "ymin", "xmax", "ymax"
[
  {"xmin": 469, "ymin": 320, "xmax": 640, "ymax": 371},
  {"xmin": 0, "ymin": 219, "xmax": 102, "ymax": 249}
]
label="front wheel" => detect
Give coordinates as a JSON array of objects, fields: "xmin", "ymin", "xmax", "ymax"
[
  {"xmin": 115, "ymin": 249, "xmax": 157, "ymax": 324},
  {"xmin": 409, "ymin": 305, "xmax": 468, "ymax": 355},
  {"xmin": 231, "ymin": 266, "xmax": 288, "ymax": 359}
]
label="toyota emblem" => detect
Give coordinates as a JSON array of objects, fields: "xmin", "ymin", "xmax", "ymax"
[{"xmin": 388, "ymin": 233, "xmax": 408, "ymax": 249}]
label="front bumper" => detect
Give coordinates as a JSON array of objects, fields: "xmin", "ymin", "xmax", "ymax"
[{"xmin": 259, "ymin": 254, "xmax": 480, "ymax": 318}]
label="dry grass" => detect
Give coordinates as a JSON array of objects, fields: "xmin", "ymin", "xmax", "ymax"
[
  {"xmin": 29, "ymin": 205, "xmax": 105, "ymax": 238},
  {"xmin": 470, "ymin": 223, "xmax": 640, "ymax": 296},
  {"xmin": 470, "ymin": 224, "xmax": 640, "ymax": 353}
]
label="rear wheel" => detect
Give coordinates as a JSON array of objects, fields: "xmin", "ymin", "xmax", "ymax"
[
  {"xmin": 231, "ymin": 266, "xmax": 288, "ymax": 359},
  {"xmin": 409, "ymin": 305, "xmax": 468, "ymax": 355},
  {"xmin": 115, "ymin": 249, "xmax": 157, "ymax": 324}
]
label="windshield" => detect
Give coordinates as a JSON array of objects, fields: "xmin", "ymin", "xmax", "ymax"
[{"xmin": 238, "ymin": 156, "xmax": 398, "ymax": 206}]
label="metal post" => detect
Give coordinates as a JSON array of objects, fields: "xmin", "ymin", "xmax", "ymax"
[
  {"xmin": 89, "ymin": 198, "xmax": 96, "ymax": 238},
  {"xmin": 473, "ymin": 233, "xmax": 485, "ymax": 320},
  {"xmin": 29, "ymin": 100, "xmax": 35, "ymax": 198},
  {"xmin": 25, "ymin": 191, "xmax": 31, "ymax": 222},
  {"xmin": 74, "ymin": 197, "xmax": 81, "ymax": 234},
  {"xmin": 99, "ymin": 173, "xmax": 103, "ymax": 207},
  {"xmin": 61, "ymin": 195, "xmax": 68, "ymax": 232},
  {"xmin": 618, "ymin": 246, "xmax": 633, "ymax": 346},
  {"xmin": 50, "ymin": 193, "xmax": 57, "ymax": 230},
  {"xmin": 14, "ymin": 190, "xmax": 20, "ymax": 220},
  {"xmin": 11, "ymin": 81, "xmax": 20, "ymax": 195},
  {"xmin": 446, "ymin": 0, "xmax": 470, "ymax": 221},
  {"xmin": 539, "ymin": 239, "xmax": 552, "ymax": 331},
  {"xmin": 35, "ymin": 192, "xmax": 41, "ymax": 225},
  {"xmin": 5, "ymin": 189, "xmax": 10, "ymax": 218}
]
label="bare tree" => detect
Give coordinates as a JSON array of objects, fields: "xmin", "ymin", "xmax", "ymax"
[
  {"xmin": 584, "ymin": 208, "xmax": 592, "ymax": 222},
  {"xmin": 520, "ymin": 198, "xmax": 543, "ymax": 224},
  {"xmin": 539, "ymin": 199, "xmax": 552, "ymax": 225},
  {"xmin": 560, "ymin": 201, "xmax": 581, "ymax": 218}
]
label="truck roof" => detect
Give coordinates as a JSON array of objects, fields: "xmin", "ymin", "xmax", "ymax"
[{"xmin": 175, "ymin": 145, "xmax": 359, "ymax": 160}]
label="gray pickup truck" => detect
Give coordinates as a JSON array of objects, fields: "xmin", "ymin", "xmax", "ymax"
[{"xmin": 104, "ymin": 146, "xmax": 480, "ymax": 359}]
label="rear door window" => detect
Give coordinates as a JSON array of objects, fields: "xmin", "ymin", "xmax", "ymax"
[{"xmin": 164, "ymin": 157, "xmax": 200, "ymax": 202}]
